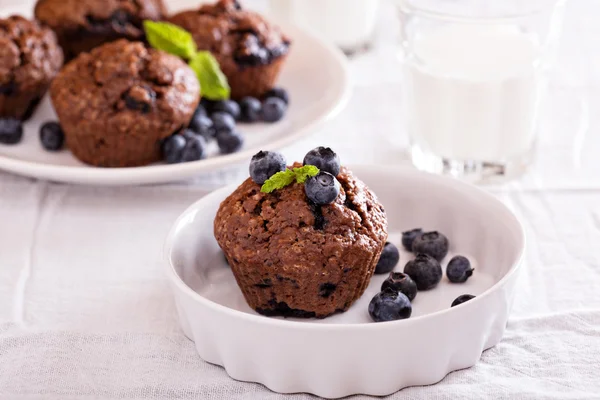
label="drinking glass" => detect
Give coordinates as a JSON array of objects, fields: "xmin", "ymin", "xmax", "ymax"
[
  {"xmin": 269, "ymin": 0, "xmax": 381, "ymax": 55},
  {"xmin": 396, "ymin": 0, "xmax": 566, "ymax": 182}
]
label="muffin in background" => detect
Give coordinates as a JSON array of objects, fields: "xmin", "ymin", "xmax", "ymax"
[
  {"xmin": 0, "ymin": 16, "xmax": 63, "ymax": 121},
  {"xmin": 50, "ymin": 40, "xmax": 200, "ymax": 168},
  {"xmin": 34, "ymin": 0, "xmax": 166, "ymax": 61},
  {"xmin": 169, "ymin": 0, "xmax": 291, "ymax": 99}
]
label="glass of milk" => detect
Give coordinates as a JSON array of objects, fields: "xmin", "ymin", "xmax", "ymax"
[
  {"xmin": 397, "ymin": 0, "xmax": 566, "ymax": 182},
  {"xmin": 268, "ymin": 0, "xmax": 380, "ymax": 55}
]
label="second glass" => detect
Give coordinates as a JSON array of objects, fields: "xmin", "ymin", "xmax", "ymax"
[{"xmin": 397, "ymin": 0, "xmax": 566, "ymax": 182}]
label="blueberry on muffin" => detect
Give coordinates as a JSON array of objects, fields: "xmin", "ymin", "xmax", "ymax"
[
  {"xmin": 0, "ymin": 16, "xmax": 63, "ymax": 121},
  {"xmin": 34, "ymin": 0, "xmax": 166, "ymax": 61},
  {"xmin": 50, "ymin": 40, "xmax": 200, "ymax": 167},
  {"xmin": 169, "ymin": 0, "xmax": 291, "ymax": 99},
  {"xmin": 214, "ymin": 150, "xmax": 388, "ymax": 318}
]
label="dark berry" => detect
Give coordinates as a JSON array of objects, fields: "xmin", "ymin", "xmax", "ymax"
[
  {"xmin": 212, "ymin": 112, "xmax": 236, "ymax": 134},
  {"xmin": 411, "ymin": 231, "xmax": 449, "ymax": 261},
  {"xmin": 189, "ymin": 113, "xmax": 215, "ymax": 139},
  {"xmin": 374, "ymin": 242, "xmax": 400, "ymax": 275},
  {"xmin": 181, "ymin": 134, "xmax": 207, "ymax": 162},
  {"xmin": 304, "ymin": 171, "xmax": 340, "ymax": 205},
  {"xmin": 39, "ymin": 121, "xmax": 64, "ymax": 151},
  {"xmin": 264, "ymin": 87, "xmax": 289, "ymax": 104},
  {"xmin": 451, "ymin": 294, "xmax": 475, "ymax": 307},
  {"xmin": 0, "ymin": 118, "xmax": 23, "ymax": 145},
  {"xmin": 446, "ymin": 256, "xmax": 474, "ymax": 283},
  {"xmin": 403, "ymin": 253, "xmax": 443, "ymax": 291},
  {"xmin": 249, "ymin": 150, "xmax": 286, "ymax": 184},
  {"xmin": 402, "ymin": 228, "xmax": 423, "ymax": 251},
  {"xmin": 368, "ymin": 288, "xmax": 412, "ymax": 322},
  {"xmin": 200, "ymin": 98, "xmax": 215, "ymax": 113},
  {"xmin": 161, "ymin": 134, "xmax": 186, "ymax": 164},
  {"xmin": 381, "ymin": 272, "xmax": 417, "ymax": 301},
  {"xmin": 217, "ymin": 130, "xmax": 244, "ymax": 154},
  {"xmin": 211, "ymin": 100, "xmax": 241, "ymax": 120},
  {"xmin": 124, "ymin": 86, "xmax": 155, "ymax": 114},
  {"xmin": 238, "ymin": 97, "xmax": 262, "ymax": 122},
  {"xmin": 261, "ymin": 97, "xmax": 286, "ymax": 122},
  {"xmin": 110, "ymin": 10, "xmax": 130, "ymax": 30},
  {"xmin": 303, "ymin": 146, "xmax": 341, "ymax": 176}
]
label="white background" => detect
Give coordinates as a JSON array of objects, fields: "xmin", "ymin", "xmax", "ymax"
[{"xmin": 1, "ymin": 0, "xmax": 599, "ymax": 399}]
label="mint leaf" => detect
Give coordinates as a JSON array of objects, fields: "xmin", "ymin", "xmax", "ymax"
[
  {"xmin": 143, "ymin": 21, "xmax": 197, "ymax": 60},
  {"xmin": 261, "ymin": 169, "xmax": 295, "ymax": 193},
  {"xmin": 189, "ymin": 51, "xmax": 230, "ymax": 100},
  {"xmin": 293, "ymin": 165, "xmax": 320, "ymax": 183}
]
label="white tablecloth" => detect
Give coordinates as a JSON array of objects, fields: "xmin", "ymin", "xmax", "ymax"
[{"xmin": 1, "ymin": 0, "xmax": 600, "ymax": 399}]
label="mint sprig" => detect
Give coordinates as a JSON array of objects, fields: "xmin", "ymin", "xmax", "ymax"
[
  {"xmin": 189, "ymin": 52, "xmax": 231, "ymax": 101},
  {"xmin": 143, "ymin": 21, "xmax": 197, "ymax": 60},
  {"xmin": 143, "ymin": 21, "xmax": 230, "ymax": 100},
  {"xmin": 261, "ymin": 166, "xmax": 320, "ymax": 193}
]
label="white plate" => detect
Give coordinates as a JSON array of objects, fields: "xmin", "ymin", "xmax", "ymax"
[
  {"xmin": 0, "ymin": 19, "xmax": 350, "ymax": 185},
  {"xmin": 164, "ymin": 166, "xmax": 525, "ymax": 398}
]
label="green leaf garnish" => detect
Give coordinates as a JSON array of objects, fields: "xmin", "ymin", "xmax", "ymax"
[
  {"xmin": 293, "ymin": 165, "xmax": 320, "ymax": 183},
  {"xmin": 261, "ymin": 169, "xmax": 296, "ymax": 193},
  {"xmin": 143, "ymin": 21, "xmax": 197, "ymax": 60},
  {"xmin": 189, "ymin": 51, "xmax": 231, "ymax": 100},
  {"xmin": 260, "ymin": 166, "xmax": 321, "ymax": 193},
  {"xmin": 143, "ymin": 21, "xmax": 231, "ymax": 101}
]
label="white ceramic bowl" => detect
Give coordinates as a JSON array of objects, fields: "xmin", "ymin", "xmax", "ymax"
[{"xmin": 164, "ymin": 166, "xmax": 525, "ymax": 398}]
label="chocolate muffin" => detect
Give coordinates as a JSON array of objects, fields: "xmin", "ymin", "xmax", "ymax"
[
  {"xmin": 34, "ymin": 0, "xmax": 166, "ymax": 61},
  {"xmin": 169, "ymin": 0, "xmax": 290, "ymax": 99},
  {"xmin": 214, "ymin": 165, "xmax": 388, "ymax": 318},
  {"xmin": 0, "ymin": 16, "xmax": 63, "ymax": 121},
  {"xmin": 50, "ymin": 40, "xmax": 200, "ymax": 167}
]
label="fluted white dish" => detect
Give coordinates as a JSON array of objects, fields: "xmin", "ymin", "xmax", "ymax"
[{"xmin": 164, "ymin": 165, "xmax": 525, "ymax": 398}]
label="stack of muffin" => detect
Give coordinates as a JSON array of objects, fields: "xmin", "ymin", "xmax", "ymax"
[{"xmin": 0, "ymin": 0, "xmax": 291, "ymax": 167}]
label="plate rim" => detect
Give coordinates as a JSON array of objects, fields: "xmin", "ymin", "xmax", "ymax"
[
  {"xmin": 164, "ymin": 165, "xmax": 527, "ymax": 331},
  {"xmin": 0, "ymin": 19, "xmax": 352, "ymax": 186}
]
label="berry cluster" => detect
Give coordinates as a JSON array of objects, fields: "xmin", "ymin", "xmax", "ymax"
[{"xmin": 369, "ymin": 230, "xmax": 476, "ymax": 323}]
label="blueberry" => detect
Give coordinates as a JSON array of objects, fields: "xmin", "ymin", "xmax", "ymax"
[
  {"xmin": 451, "ymin": 294, "xmax": 475, "ymax": 307},
  {"xmin": 249, "ymin": 150, "xmax": 286, "ymax": 184},
  {"xmin": 211, "ymin": 100, "xmax": 241, "ymax": 120},
  {"xmin": 39, "ymin": 121, "xmax": 64, "ymax": 151},
  {"xmin": 381, "ymin": 272, "xmax": 417, "ymax": 301},
  {"xmin": 403, "ymin": 253, "xmax": 443, "ymax": 291},
  {"xmin": 238, "ymin": 97, "xmax": 262, "ymax": 122},
  {"xmin": 212, "ymin": 112, "xmax": 236, "ymax": 134},
  {"xmin": 374, "ymin": 242, "xmax": 400, "ymax": 275},
  {"xmin": 189, "ymin": 113, "xmax": 215, "ymax": 139},
  {"xmin": 303, "ymin": 146, "xmax": 341, "ymax": 176},
  {"xmin": 161, "ymin": 134, "xmax": 186, "ymax": 164},
  {"xmin": 446, "ymin": 255, "xmax": 474, "ymax": 283},
  {"xmin": 368, "ymin": 288, "xmax": 412, "ymax": 322},
  {"xmin": 264, "ymin": 87, "xmax": 289, "ymax": 104},
  {"xmin": 261, "ymin": 97, "xmax": 286, "ymax": 123},
  {"xmin": 411, "ymin": 231, "xmax": 449, "ymax": 261},
  {"xmin": 124, "ymin": 86, "xmax": 155, "ymax": 114},
  {"xmin": 217, "ymin": 130, "xmax": 244, "ymax": 154},
  {"xmin": 402, "ymin": 228, "xmax": 423, "ymax": 251},
  {"xmin": 0, "ymin": 118, "xmax": 23, "ymax": 145},
  {"xmin": 304, "ymin": 171, "xmax": 340, "ymax": 205},
  {"xmin": 181, "ymin": 134, "xmax": 207, "ymax": 162},
  {"xmin": 200, "ymin": 98, "xmax": 215, "ymax": 113}
]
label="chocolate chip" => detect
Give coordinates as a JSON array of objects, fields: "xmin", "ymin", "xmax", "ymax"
[
  {"xmin": 319, "ymin": 283, "xmax": 337, "ymax": 298},
  {"xmin": 254, "ymin": 278, "xmax": 272, "ymax": 288},
  {"xmin": 111, "ymin": 10, "xmax": 129, "ymax": 30},
  {"xmin": 0, "ymin": 81, "xmax": 17, "ymax": 96}
]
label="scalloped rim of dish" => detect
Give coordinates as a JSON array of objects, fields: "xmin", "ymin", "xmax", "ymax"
[{"xmin": 164, "ymin": 165, "xmax": 526, "ymax": 330}]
